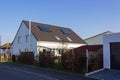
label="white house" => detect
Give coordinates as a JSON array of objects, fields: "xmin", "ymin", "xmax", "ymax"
[
  {"xmin": 103, "ymin": 33, "xmax": 120, "ymax": 70},
  {"xmin": 85, "ymin": 31, "xmax": 113, "ymax": 45},
  {"xmin": 11, "ymin": 20, "xmax": 86, "ymax": 60}
]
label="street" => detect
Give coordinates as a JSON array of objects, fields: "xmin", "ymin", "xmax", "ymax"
[{"xmin": 0, "ymin": 63, "xmax": 97, "ymax": 80}]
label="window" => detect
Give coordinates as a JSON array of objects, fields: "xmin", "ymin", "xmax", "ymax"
[
  {"xmin": 26, "ymin": 35, "xmax": 29, "ymax": 43},
  {"xmin": 18, "ymin": 36, "xmax": 22, "ymax": 44},
  {"xmin": 39, "ymin": 26, "xmax": 51, "ymax": 32},
  {"xmin": 19, "ymin": 49, "xmax": 21, "ymax": 53},
  {"xmin": 54, "ymin": 36, "xmax": 61, "ymax": 41},
  {"xmin": 61, "ymin": 29, "xmax": 70, "ymax": 35},
  {"xmin": 25, "ymin": 49, "xmax": 28, "ymax": 52},
  {"xmin": 66, "ymin": 37, "xmax": 73, "ymax": 42}
]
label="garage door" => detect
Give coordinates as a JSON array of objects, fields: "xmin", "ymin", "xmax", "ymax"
[{"xmin": 110, "ymin": 42, "xmax": 120, "ymax": 70}]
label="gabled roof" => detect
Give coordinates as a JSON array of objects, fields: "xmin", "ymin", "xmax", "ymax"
[
  {"xmin": 23, "ymin": 20, "xmax": 86, "ymax": 44},
  {"xmin": 0, "ymin": 43, "xmax": 11, "ymax": 49},
  {"xmin": 74, "ymin": 45, "xmax": 103, "ymax": 51},
  {"xmin": 85, "ymin": 31, "xmax": 113, "ymax": 40}
]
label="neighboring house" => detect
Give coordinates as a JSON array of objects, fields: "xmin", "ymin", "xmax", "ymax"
[
  {"xmin": 84, "ymin": 31, "xmax": 113, "ymax": 45},
  {"xmin": 11, "ymin": 20, "xmax": 86, "ymax": 60},
  {"xmin": 103, "ymin": 33, "xmax": 120, "ymax": 70},
  {"xmin": 0, "ymin": 43, "xmax": 11, "ymax": 54},
  {"xmin": 0, "ymin": 43, "xmax": 11, "ymax": 62}
]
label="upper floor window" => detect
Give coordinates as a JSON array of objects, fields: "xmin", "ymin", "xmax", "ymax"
[
  {"xmin": 18, "ymin": 36, "xmax": 22, "ymax": 44},
  {"xmin": 26, "ymin": 35, "xmax": 29, "ymax": 43},
  {"xmin": 61, "ymin": 29, "xmax": 70, "ymax": 35}
]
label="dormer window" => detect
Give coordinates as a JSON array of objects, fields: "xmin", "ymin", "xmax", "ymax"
[
  {"xmin": 54, "ymin": 36, "xmax": 61, "ymax": 41},
  {"xmin": 61, "ymin": 29, "xmax": 70, "ymax": 35},
  {"xmin": 39, "ymin": 26, "xmax": 51, "ymax": 32}
]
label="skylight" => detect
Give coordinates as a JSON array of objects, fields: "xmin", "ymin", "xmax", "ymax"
[
  {"xmin": 39, "ymin": 26, "xmax": 51, "ymax": 32},
  {"xmin": 54, "ymin": 36, "xmax": 61, "ymax": 41},
  {"xmin": 66, "ymin": 37, "xmax": 73, "ymax": 42},
  {"xmin": 61, "ymin": 29, "xmax": 70, "ymax": 35}
]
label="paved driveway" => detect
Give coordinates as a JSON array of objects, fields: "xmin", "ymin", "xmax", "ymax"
[{"xmin": 88, "ymin": 69, "xmax": 120, "ymax": 80}]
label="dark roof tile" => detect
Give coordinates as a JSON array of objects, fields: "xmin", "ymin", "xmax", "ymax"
[{"xmin": 23, "ymin": 20, "xmax": 86, "ymax": 44}]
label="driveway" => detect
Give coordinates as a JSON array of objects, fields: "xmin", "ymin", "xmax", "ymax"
[
  {"xmin": 0, "ymin": 62, "xmax": 97, "ymax": 80},
  {"xmin": 87, "ymin": 69, "xmax": 120, "ymax": 80}
]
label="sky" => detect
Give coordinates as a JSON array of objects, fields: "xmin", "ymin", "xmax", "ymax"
[{"xmin": 0, "ymin": 0, "xmax": 120, "ymax": 44}]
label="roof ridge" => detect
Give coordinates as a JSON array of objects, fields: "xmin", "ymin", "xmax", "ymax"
[
  {"xmin": 84, "ymin": 31, "xmax": 113, "ymax": 40},
  {"xmin": 23, "ymin": 20, "xmax": 71, "ymax": 29}
]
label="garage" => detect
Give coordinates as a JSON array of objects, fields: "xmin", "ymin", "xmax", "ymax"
[
  {"xmin": 103, "ymin": 33, "xmax": 120, "ymax": 69},
  {"xmin": 110, "ymin": 42, "xmax": 120, "ymax": 70}
]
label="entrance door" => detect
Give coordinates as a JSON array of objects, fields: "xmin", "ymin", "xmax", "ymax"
[{"xmin": 110, "ymin": 42, "xmax": 120, "ymax": 70}]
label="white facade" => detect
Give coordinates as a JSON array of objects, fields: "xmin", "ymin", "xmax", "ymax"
[
  {"xmin": 37, "ymin": 41, "xmax": 85, "ymax": 56},
  {"xmin": 37, "ymin": 41, "xmax": 84, "ymax": 49},
  {"xmin": 103, "ymin": 33, "xmax": 120, "ymax": 69},
  {"xmin": 11, "ymin": 22, "xmax": 37, "ymax": 56}
]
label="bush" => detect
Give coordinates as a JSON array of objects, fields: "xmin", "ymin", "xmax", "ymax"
[
  {"xmin": 61, "ymin": 50, "xmax": 74, "ymax": 70},
  {"xmin": 39, "ymin": 50, "xmax": 55, "ymax": 68},
  {"xmin": 17, "ymin": 52, "xmax": 34, "ymax": 65}
]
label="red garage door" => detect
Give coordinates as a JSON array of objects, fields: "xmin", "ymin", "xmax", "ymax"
[{"xmin": 110, "ymin": 42, "xmax": 120, "ymax": 70}]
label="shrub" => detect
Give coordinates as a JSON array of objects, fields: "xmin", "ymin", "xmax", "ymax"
[
  {"xmin": 17, "ymin": 52, "xmax": 34, "ymax": 65},
  {"xmin": 39, "ymin": 50, "xmax": 55, "ymax": 68}
]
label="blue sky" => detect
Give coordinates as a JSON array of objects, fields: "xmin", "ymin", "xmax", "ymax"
[{"xmin": 0, "ymin": 0, "xmax": 120, "ymax": 44}]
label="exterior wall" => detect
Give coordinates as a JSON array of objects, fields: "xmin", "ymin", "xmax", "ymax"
[
  {"xmin": 11, "ymin": 22, "xmax": 37, "ymax": 56},
  {"xmin": 103, "ymin": 33, "xmax": 120, "ymax": 69},
  {"xmin": 37, "ymin": 41, "xmax": 86, "ymax": 56},
  {"xmin": 85, "ymin": 34, "xmax": 103, "ymax": 45},
  {"xmin": 37, "ymin": 41, "xmax": 85, "ymax": 49}
]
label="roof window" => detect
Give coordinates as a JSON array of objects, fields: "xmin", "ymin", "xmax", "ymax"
[
  {"xmin": 39, "ymin": 26, "xmax": 51, "ymax": 32},
  {"xmin": 66, "ymin": 37, "xmax": 73, "ymax": 42},
  {"xmin": 54, "ymin": 36, "xmax": 61, "ymax": 41},
  {"xmin": 61, "ymin": 29, "xmax": 70, "ymax": 35}
]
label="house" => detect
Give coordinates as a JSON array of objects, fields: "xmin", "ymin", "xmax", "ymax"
[
  {"xmin": 85, "ymin": 31, "xmax": 113, "ymax": 45},
  {"xmin": 0, "ymin": 43, "xmax": 11, "ymax": 54},
  {"xmin": 0, "ymin": 43, "xmax": 11, "ymax": 62},
  {"xmin": 74, "ymin": 45, "xmax": 103, "ymax": 72},
  {"xmin": 11, "ymin": 20, "xmax": 86, "ymax": 61},
  {"xmin": 103, "ymin": 32, "xmax": 120, "ymax": 70}
]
